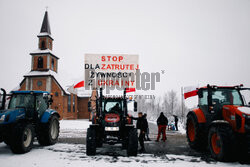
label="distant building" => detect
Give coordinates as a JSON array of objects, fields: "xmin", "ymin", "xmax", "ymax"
[{"xmin": 19, "ymin": 11, "xmax": 90, "ymax": 119}]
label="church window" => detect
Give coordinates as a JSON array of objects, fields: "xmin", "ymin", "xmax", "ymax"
[
  {"xmin": 41, "ymin": 40, "xmax": 46, "ymax": 50},
  {"xmin": 37, "ymin": 81, "xmax": 42, "ymax": 87},
  {"xmin": 52, "ymin": 59, "xmax": 54, "ymax": 70},
  {"xmin": 38, "ymin": 57, "xmax": 43, "ymax": 68},
  {"xmin": 68, "ymin": 95, "xmax": 71, "ymax": 112}
]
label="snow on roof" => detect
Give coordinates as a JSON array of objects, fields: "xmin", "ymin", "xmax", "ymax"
[
  {"xmin": 75, "ymin": 87, "xmax": 92, "ymax": 98},
  {"xmin": 23, "ymin": 70, "xmax": 91, "ymax": 97},
  {"xmin": 30, "ymin": 49, "xmax": 57, "ymax": 58},
  {"xmin": 37, "ymin": 32, "xmax": 53, "ymax": 39}
]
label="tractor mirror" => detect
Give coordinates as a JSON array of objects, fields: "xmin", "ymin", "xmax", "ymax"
[
  {"xmin": 197, "ymin": 90, "xmax": 203, "ymax": 98},
  {"xmin": 134, "ymin": 101, "xmax": 137, "ymax": 112},
  {"xmin": 48, "ymin": 94, "xmax": 53, "ymax": 105},
  {"xmin": 88, "ymin": 101, "xmax": 92, "ymax": 112}
]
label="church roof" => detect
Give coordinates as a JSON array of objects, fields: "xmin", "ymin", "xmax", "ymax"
[
  {"xmin": 40, "ymin": 11, "xmax": 51, "ymax": 34},
  {"xmin": 38, "ymin": 11, "xmax": 53, "ymax": 39},
  {"xmin": 30, "ymin": 49, "xmax": 59, "ymax": 59}
]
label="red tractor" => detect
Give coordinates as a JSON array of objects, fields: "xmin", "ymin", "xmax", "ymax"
[
  {"xmin": 186, "ymin": 84, "xmax": 250, "ymax": 161},
  {"xmin": 86, "ymin": 88, "xmax": 138, "ymax": 156}
]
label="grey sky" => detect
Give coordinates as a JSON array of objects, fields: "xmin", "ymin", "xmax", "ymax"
[{"xmin": 0, "ymin": 0, "xmax": 250, "ymax": 107}]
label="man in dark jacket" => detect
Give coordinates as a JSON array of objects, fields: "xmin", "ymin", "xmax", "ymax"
[
  {"xmin": 174, "ymin": 115, "xmax": 179, "ymax": 131},
  {"xmin": 131, "ymin": 112, "xmax": 147, "ymax": 152},
  {"xmin": 143, "ymin": 113, "xmax": 151, "ymax": 141},
  {"xmin": 156, "ymin": 112, "xmax": 168, "ymax": 142}
]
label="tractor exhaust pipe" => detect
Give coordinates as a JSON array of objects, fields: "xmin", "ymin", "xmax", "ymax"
[
  {"xmin": 123, "ymin": 89, "xmax": 127, "ymax": 116},
  {"xmin": 0, "ymin": 88, "xmax": 6, "ymax": 110},
  {"xmin": 99, "ymin": 88, "xmax": 103, "ymax": 116}
]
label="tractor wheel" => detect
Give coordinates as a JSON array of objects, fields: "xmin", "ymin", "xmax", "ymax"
[
  {"xmin": 208, "ymin": 125, "xmax": 234, "ymax": 161},
  {"xmin": 127, "ymin": 128, "xmax": 138, "ymax": 156},
  {"xmin": 4, "ymin": 136, "xmax": 11, "ymax": 146},
  {"xmin": 10, "ymin": 123, "xmax": 34, "ymax": 154},
  {"xmin": 38, "ymin": 115, "xmax": 60, "ymax": 146},
  {"xmin": 86, "ymin": 128, "xmax": 96, "ymax": 156},
  {"xmin": 186, "ymin": 113, "xmax": 207, "ymax": 150}
]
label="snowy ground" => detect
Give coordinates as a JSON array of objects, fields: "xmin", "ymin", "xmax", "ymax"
[
  {"xmin": 59, "ymin": 119, "xmax": 91, "ymax": 138},
  {"xmin": 0, "ymin": 119, "xmax": 249, "ymax": 167}
]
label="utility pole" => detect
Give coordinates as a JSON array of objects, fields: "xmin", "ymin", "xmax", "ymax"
[{"xmin": 181, "ymin": 87, "xmax": 184, "ymax": 122}]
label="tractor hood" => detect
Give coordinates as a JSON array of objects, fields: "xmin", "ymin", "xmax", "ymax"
[
  {"xmin": 237, "ymin": 106, "xmax": 250, "ymax": 115},
  {"xmin": 0, "ymin": 108, "xmax": 25, "ymax": 124}
]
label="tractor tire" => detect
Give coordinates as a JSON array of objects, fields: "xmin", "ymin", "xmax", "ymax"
[
  {"xmin": 186, "ymin": 113, "xmax": 207, "ymax": 150},
  {"xmin": 208, "ymin": 125, "xmax": 234, "ymax": 161},
  {"xmin": 38, "ymin": 115, "xmax": 60, "ymax": 146},
  {"xmin": 4, "ymin": 140, "xmax": 10, "ymax": 146},
  {"xmin": 127, "ymin": 128, "xmax": 138, "ymax": 156},
  {"xmin": 86, "ymin": 128, "xmax": 96, "ymax": 156},
  {"xmin": 10, "ymin": 123, "xmax": 34, "ymax": 154}
]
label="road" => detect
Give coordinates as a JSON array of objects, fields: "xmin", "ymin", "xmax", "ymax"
[{"xmin": 58, "ymin": 122, "xmax": 214, "ymax": 162}]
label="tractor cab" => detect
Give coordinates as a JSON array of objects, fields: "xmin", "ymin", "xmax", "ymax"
[
  {"xmin": 0, "ymin": 91, "xmax": 53, "ymax": 124},
  {"xmin": 197, "ymin": 85, "xmax": 248, "ymax": 123}
]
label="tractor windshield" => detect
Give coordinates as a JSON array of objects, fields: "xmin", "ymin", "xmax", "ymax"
[
  {"xmin": 239, "ymin": 89, "xmax": 250, "ymax": 106},
  {"xmin": 211, "ymin": 89, "xmax": 243, "ymax": 106},
  {"xmin": 103, "ymin": 100, "xmax": 123, "ymax": 114},
  {"xmin": 9, "ymin": 94, "xmax": 35, "ymax": 110}
]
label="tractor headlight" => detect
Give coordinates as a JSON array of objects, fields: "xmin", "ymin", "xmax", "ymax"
[
  {"xmin": 0, "ymin": 115, "xmax": 5, "ymax": 122},
  {"xmin": 105, "ymin": 127, "xmax": 119, "ymax": 131}
]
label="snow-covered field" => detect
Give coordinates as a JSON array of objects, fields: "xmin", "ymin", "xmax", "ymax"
[
  {"xmin": 59, "ymin": 119, "xmax": 91, "ymax": 138},
  {"xmin": 0, "ymin": 120, "xmax": 249, "ymax": 167}
]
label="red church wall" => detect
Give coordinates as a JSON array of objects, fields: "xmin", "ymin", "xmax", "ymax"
[
  {"xmin": 77, "ymin": 97, "xmax": 90, "ymax": 119},
  {"xmin": 51, "ymin": 79, "xmax": 64, "ymax": 118},
  {"xmin": 32, "ymin": 78, "xmax": 47, "ymax": 91},
  {"xmin": 19, "ymin": 80, "xmax": 26, "ymax": 90}
]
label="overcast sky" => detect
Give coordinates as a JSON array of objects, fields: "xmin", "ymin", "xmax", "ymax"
[{"xmin": 0, "ymin": 0, "xmax": 250, "ymax": 107}]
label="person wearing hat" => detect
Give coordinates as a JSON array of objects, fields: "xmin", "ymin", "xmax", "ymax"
[{"xmin": 156, "ymin": 112, "xmax": 168, "ymax": 142}]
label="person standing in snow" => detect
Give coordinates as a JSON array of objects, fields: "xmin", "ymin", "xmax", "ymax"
[
  {"xmin": 156, "ymin": 112, "xmax": 168, "ymax": 142},
  {"xmin": 143, "ymin": 113, "xmax": 151, "ymax": 141},
  {"xmin": 130, "ymin": 112, "xmax": 148, "ymax": 152},
  {"xmin": 173, "ymin": 115, "xmax": 179, "ymax": 131}
]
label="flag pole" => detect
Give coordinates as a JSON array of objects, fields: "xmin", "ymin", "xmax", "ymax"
[{"xmin": 181, "ymin": 87, "xmax": 184, "ymax": 122}]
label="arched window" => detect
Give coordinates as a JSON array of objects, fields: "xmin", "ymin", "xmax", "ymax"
[
  {"xmin": 51, "ymin": 59, "xmax": 54, "ymax": 70},
  {"xmin": 41, "ymin": 41, "xmax": 46, "ymax": 50},
  {"xmin": 38, "ymin": 57, "xmax": 43, "ymax": 68}
]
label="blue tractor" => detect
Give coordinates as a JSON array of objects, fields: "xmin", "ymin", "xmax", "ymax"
[{"xmin": 0, "ymin": 88, "xmax": 60, "ymax": 154}]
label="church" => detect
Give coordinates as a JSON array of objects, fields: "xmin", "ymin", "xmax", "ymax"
[{"xmin": 19, "ymin": 11, "xmax": 90, "ymax": 120}]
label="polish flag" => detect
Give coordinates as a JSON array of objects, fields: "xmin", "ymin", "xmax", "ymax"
[
  {"xmin": 74, "ymin": 81, "xmax": 84, "ymax": 88},
  {"xmin": 184, "ymin": 86, "xmax": 198, "ymax": 99},
  {"xmin": 125, "ymin": 88, "xmax": 136, "ymax": 93}
]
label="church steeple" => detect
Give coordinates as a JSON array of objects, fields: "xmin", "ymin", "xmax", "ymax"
[
  {"xmin": 40, "ymin": 11, "xmax": 51, "ymax": 34},
  {"xmin": 30, "ymin": 10, "xmax": 59, "ymax": 73}
]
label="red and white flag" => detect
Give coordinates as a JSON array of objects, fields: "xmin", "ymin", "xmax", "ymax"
[
  {"xmin": 125, "ymin": 88, "xmax": 136, "ymax": 93},
  {"xmin": 184, "ymin": 85, "xmax": 199, "ymax": 99},
  {"xmin": 74, "ymin": 81, "xmax": 84, "ymax": 89}
]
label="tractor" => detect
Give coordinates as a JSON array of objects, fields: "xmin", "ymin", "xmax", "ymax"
[
  {"xmin": 86, "ymin": 88, "xmax": 138, "ymax": 156},
  {"xmin": 0, "ymin": 88, "xmax": 60, "ymax": 154},
  {"xmin": 186, "ymin": 84, "xmax": 250, "ymax": 161}
]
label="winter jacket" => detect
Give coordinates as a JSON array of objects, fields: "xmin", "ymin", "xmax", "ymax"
[
  {"xmin": 157, "ymin": 114, "xmax": 168, "ymax": 126},
  {"xmin": 132, "ymin": 116, "xmax": 148, "ymax": 132},
  {"xmin": 174, "ymin": 116, "xmax": 178, "ymax": 123}
]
